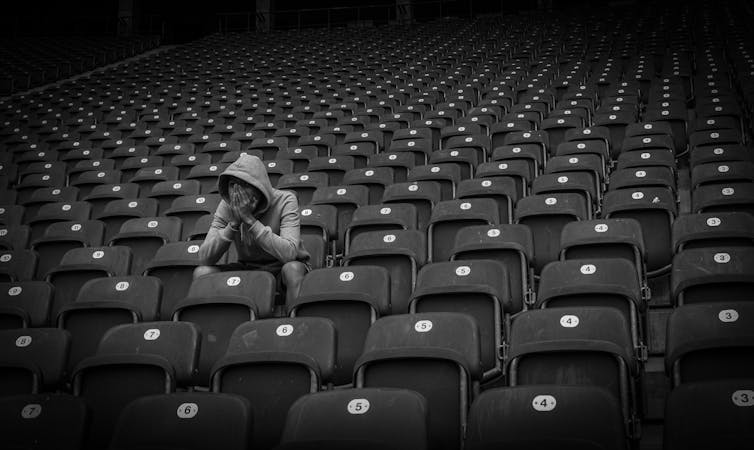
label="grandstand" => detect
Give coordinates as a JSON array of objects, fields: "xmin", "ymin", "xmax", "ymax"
[{"xmin": 1, "ymin": 0, "xmax": 753, "ymax": 449}]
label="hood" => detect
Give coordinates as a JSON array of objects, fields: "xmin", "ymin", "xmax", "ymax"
[{"xmin": 218, "ymin": 153, "xmax": 273, "ymax": 214}]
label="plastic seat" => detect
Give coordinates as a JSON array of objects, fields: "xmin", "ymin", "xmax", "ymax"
[
  {"xmin": 506, "ymin": 307, "xmax": 640, "ymax": 438},
  {"xmin": 368, "ymin": 152, "xmax": 415, "ymax": 183},
  {"xmin": 110, "ymin": 392, "xmax": 251, "ymax": 450},
  {"xmin": 672, "ymin": 212, "xmax": 754, "ymax": 251},
  {"xmin": 310, "ymin": 185, "xmax": 369, "ymax": 255},
  {"xmin": 27, "ymin": 201, "xmax": 91, "ymax": 243},
  {"xmin": 211, "ymin": 317, "xmax": 336, "ymax": 450},
  {"xmin": 277, "ymin": 172, "xmax": 329, "ymax": 207},
  {"xmin": 95, "ymin": 198, "xmax": 158, "ymax": 244},
  {"xmin": 299, "ymin": 204, "xmax": 338, "ymax": 267},
  {"xmin": 20, "ymin": 186, "xmax": 80, "ymax": 224},
  {"xmin": 45, "ymin": 246, "xmax": 131, "ymax": 321},
  {"xmin": 427, "ymin": 198, "xmax": 499, "ymax": 263},
  {"xmin": 0, "ymin": 393, "xmax": 87, "ymax": 450},
  {"xmin": 0, "ymin": 281, "xmax": 52, "ymax": 328},
  {"xmin": 163, "ymin": 194, "xmax": 221, "ymax": 241},
  {"xmin": 354, "ymin": 312, "xmax": 481, "ymax": 450},
  {"xmin": 30, "ymin": 220, "xmax": 105, "ymax": 281},
  {"xmin": 278, "ymin": 388, "xmax": 428, "ymax": 450},
  {"xmin": 664, "ymin": 379, "xmax": 754, "ymax": 450},
  {"xmin": 603, "ymin": 188, "xmax": 676, "ymax": 276},
  {"xmin": 407, "ymin": 163, "xmax": 462, "ymax": 201},
  {"xmin": 0, "ymin": 250, "xmax": 37, "ymax": 282},
  {"xmin": 514, "ymin": 193, "xmax": 590, "ymax": 275},
  {"xmin": 0, "ymin": 328, "xmax": 70, "ymax": 395},
  {"xmin": 465, "ymin": 385, "xmax": 629, "ymax": 450},
  {"xmin": 692, "ymin": 182, "xmax": 754, "ymax": 217},
  {"xmin": 70, "ymin": 169, "xmax": 123, "ymax": 198},
  {"xmin": 410, "ymin": 260, "xmax": 510, "ymax": 380},
  {"xmin": 173, "ymin": 270, "xmax": 276, "ymax": 385},
  {"xmin": 291, "ymin": 265, "xmax": 390, "ymax": 386},
  {"xmin": 109, "ymin": 216, "xmax": 182, "ymax": 276},
  {"xmin": 144, "ymin": 241, "xmax": 204, "ymax": 319},
  {"xmin": 666, "ymin": 301, "xmax": 754, "ymax": 386},
  {"xmin": 72, "ymin": 321, "xmax": 199, "ymax": 450},
  {"xmin": 344, "ymin": 230, "xmax": 426, "ymax": 314},
  {"xmin": 186, "ymin": 163, "xmax": 227, "ymax": 194},
  {"xmin": 83, "ymin": 183, "xmax": 140, "ymax": 219},
  {"xmin": 58, "ymin": 275, "xmax": 162, "ymax": 375},
  {"xmin": 671, "ymin": 247, "xmax": 754, "ymax": 306},
  {"xmin": 381, "ymin": 181, "xmax": 442, "ymax": 231},
  {"xmin": 342, "ymin": 167, "xmax": 394, "ymax": 205}
]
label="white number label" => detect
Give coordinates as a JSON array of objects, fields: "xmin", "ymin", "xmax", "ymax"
[
  {"xmin": 532, "ymin": 395, "xmax": 557, "ymax": 411},
  {"xmin": 706, "ymin": 217, "xmax": 721, "ymax": 227},
  {"xmin": 714, "ymin": 253, "xmax": 731, "ymax": 264},
  {"xmin": 115, "ymin": 281, "xmax": 130, "ymax": 291},
  {"xmin": 15, "ymin": 336, "xmax": 32, "ymax": 347},
  {"xmin": 732, "ymin": 390, "xmax": 754, "ymax": 407},
  {"xmin": 347, "ymin": 399, "xmax": 370, "ymax": 415},
  {"xmin": 339, "ymin": 271, "xmax": 354, "ymax": 282},
  {"xmin": 276, "ymin": 324, "xmax": 294, "ymax": 337},
  {"xmin": 21, "ymin": 404, "xmax": 42, "ymax": 419},
  {"xmin": 594, "ymin": 223, "xmax": 608, "ymax": 233},
  {"xmin": 455, "ymin": 266, "xmax": 471, "ymax": 276},
  {"xmin": 383, "ymin": 234, "xmax": 396, "ymax": 243},
  {"xmin": 632, "ymin": 192, "xmax": 644, "ymax": 200},
  {"xmin": 580, "ymin": 264, "xmax": 597, "ymax": 275},
  {"xmin": 226, "ymin": 276, "xmax": 241, "ymax": 286},
  {"xmin": 560, "ymin": 315, "xmax": 580, "ymax": 328},
  {"xmin": 545, "ymin": 197, "xmax": 557, "ymax": 206},
  {"xmin": 177, "ymin": 403, "xmax": 198, "ymax": 418},
  {"xmin": 144, "ymin": 329, "xmax": 160, "ymax": 340},
  {"xmin": 719, "ymin": 309, "xmax": 739, "ymax": 323},
  {"xmin": 8, "ymin": 286, "xmax": 21, "ymax": 296},
  {"xmin": 414, "ymin": 320, "xmax": 433, "ymax": 332},
  {"xmin": 188, "ymin": 245, "xmax": 200, "ymax": 254}
]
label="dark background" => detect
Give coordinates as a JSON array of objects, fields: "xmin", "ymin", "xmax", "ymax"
[{"xmin": 1, "ymin": 0, "xmax": 637, "ymax": 43}]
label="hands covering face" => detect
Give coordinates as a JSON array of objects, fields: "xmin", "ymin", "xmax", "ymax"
[{"xmin": 229, "ymin": 182, "xmax": 259, "ymax": 226}]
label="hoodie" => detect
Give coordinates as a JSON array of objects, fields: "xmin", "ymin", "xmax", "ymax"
[{"xmin": 198, "ymin": 153, "xmax": 310, "ymax": 266}]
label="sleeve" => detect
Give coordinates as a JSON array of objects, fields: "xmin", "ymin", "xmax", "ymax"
[
  {"xmin": 247, "ymin": 193, "xmax": 302, "ymax": 263},
  {"xmin": 198, "ymin": 201, "xmax": 236, "ymax": 265}
]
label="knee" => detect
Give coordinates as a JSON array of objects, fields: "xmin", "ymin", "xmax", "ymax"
[{"xmin": 193, "ymin": 265, "xmax": 219, "ymax": 280}]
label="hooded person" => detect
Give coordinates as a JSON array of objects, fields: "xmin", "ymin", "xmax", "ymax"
[{"xmin": 194, "ymin": 153, "xmax": 311, "ymax": 303}]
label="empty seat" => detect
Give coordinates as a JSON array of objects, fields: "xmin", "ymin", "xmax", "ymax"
[
  {"xmin": 211, "ymin": 317, "xmax": 336, "ymax": 450},
  {"xmin": 0, "ymin": 281, "xmax": 52, "ymax": 329},
  {"xmin": 514, "ymin": 193, "xmax": 590, "ymax": 274},
  {"xmin": 291, "ymin": 265, "xmax": 390, "ymax": 385},
  {"xmin": 0, "ymin": 328, "xmax": 70, "ymax": 395},
  {"xmin": 344, "ymin": 230, "xmax": 426, "ymax": 314},
  {"xmin": 45, "ymin": 246, "xmax": 131, "ymax": 320},
  {"xmin": 27, "ymin": 201, "xmax": 91, "ymax": 243},
  {"xmin": 603, "ymin": 187, "xmax": 677, "ymax": 276},
  {"xmin": 110, "ymin": 392, "xmax": 252, "ymax": 450},
  {"xmin": 30, "ymin": 220, "xmax": 105, "ymax": 281},
  {"xmin": 144, "ymin": 241, "xmax": 204, "ymax": 319},
  {"xmin": 0, "ymin": 250, "xmax": 37, "ymax": 282},
  {"xmin": 310, "ymin": 185, "xmax": 369, "ymax": 255},
  {"xmin": 692, "ymin": 182, "xmax": 754, "ymax": 217},
  {"xmin": 410, "ymin": 260, "xmax": 510, "ymax": 380},
  {"xmin": 173, "ymin": 270, "xmax": 277, "ymax": 385},
  {"xmin": 95, "ymin": 198, "xmax": 158, "ymax": 244},
  {"xmin": 465, "ymin": 385, "xmax": 629, "ymax": 450},
  {"xmin": 354, "ymin": 312, "xmax": 481, "ymax": 450},
  {"xmin": 58, "ymin": 275, "xmax": 162, "ymax": 375},
  {"xmin": 427, "ymin": 199, "xmax": 499, "ymax": 263},
  {"xmin": 83, "ymin": 183, "xmax": 140, "ymax": 218},
  {"xmin": 672, "ymin": 212, "xmax": 754, "ymax": 251},
  {"xmin": 277, "ymin": 172, "xmax": 330, "ymax": 207},
  {"xmin": 72, "ymin": 321, "xmax": 200, "ymax": 450},
  {"xmin": 381, "ymin": 181, "xmax": 442, "ymax": 231},
  {"xmin": 671, "ymin": 247, "xmax": 754, "ymax": 305},
  {"xmin": 278, "ymin": 388, "xmax": 428, "ymax": 450},
  {"xmin": 0, "ymin": 393, "xmax": 87, "ymax": 450},
  {"xmin": 666, "ymin": 301, "xmax": 754, "ymax": 386},
  {"xmin": 664, "ymin": 379, "xmax": 754, "ymax": 450},
  {"xmin": 164, "ymin": 194, "xmax": 221, "ymax": 240},
  {"xmin": 109, "ymin": 216, "xmax": 182, "ymax": 276},
  {"xmin": 506, "ymin": 307, "xmax": 640, "ymax": 438}
]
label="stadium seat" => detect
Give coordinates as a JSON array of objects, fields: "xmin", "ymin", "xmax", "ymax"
[
  {"xmin": 0, "ymin": 328, "xmax": 70, "ymax": 395},
  {"xmin": 173, "ymin": 270, "xmax": 276, "ymax": 385},
  {"xmin": 0, "ymin": 393, "xmax": 88, "ymax": 450},
  {"xmin": 110, "ymin": 392, "xmax": 252, "ymax": 450},
  {"xmin": 277, "ymin": 388, "xmax": 428, "ymax": 450},
  {"xmin": 0, "ymin": 281, "xmax": 52, "ymax": 328},
  {"xmin": 354, "ymin": 312, "xmax": 481, "ymax": 450},
  {"xmin": 144, "ymin": 241, "xmax": 204, "ymax": 319},
  {"xmin": 671, "ymin": 247, "xmax": 754, "ymax": 306},
  {"xmin": 291, "ymin": 265, "xmax": 390, "ymax": 385},
  {"xmin": 211, "ymin": 317, "xmax": 336, "ymax": 450}
]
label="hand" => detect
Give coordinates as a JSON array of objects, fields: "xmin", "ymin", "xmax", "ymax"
[{"xmin": 230, "ymin": 184, "xmax": 257, "ymax": 226}]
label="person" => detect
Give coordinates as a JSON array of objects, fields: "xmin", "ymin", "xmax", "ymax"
[{"xmin": 194, "ymin": 153, "xmax": 310, "ymax": 304}]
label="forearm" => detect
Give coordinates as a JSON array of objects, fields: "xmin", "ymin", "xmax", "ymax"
[
  {"xmin": 247, "ymin": 220, "xmax": 299, "ymax": 262},
  {"xmin": 198, "ymin": 224, "xmax": 235, "ymax": 265}
]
